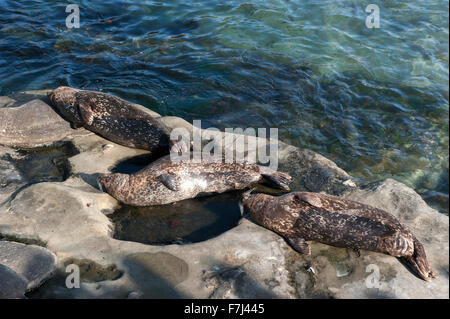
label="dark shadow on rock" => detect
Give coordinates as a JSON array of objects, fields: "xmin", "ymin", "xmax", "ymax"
[
  {"xmin": 26, "ymin": 258, "xmax": 125, "ymax": 299},
  {"xmin": 202, "ymin": 261, "xmax": 281, "ymax": 299},
  {"xmin": 77, "ymin": 173, "xmax": 102, "ymax": 189},
  {"xmin": 0, "ymin": 182, "xmax": 34, "ymax": 207},
  {"xmin": 364, "ymin": 289, "xmax": 396, "ymax": 299},
  {"xmin": 110, "ymin": 153, "xmax": 166, "ymax": 174},
  {"xmin": 122, "ymin": 251, "xmax": 188, "ymax": 298}
]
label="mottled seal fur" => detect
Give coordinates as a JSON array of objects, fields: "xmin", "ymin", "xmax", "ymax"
[
  {"xmin": 98, "ymin": 153, "xmax": 292, "ymax": 206},
  {"xmin": 47, "ymin": 86, "xmax": 173, "ymax": 155},
  {"xmin": 242, "ymin": 191, "xmax": 436, "ymax": 281}
]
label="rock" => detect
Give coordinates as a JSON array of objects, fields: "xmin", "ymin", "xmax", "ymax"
[
  {"xmin": 160, "ymin": 116, "xmax": 358, "ymax": 195},
  {"xmin": 0, "ymin": 241, "xmax": 57, "ymax": 291},
  {"xmin": 0, "ymin": 264, "xmax": 27, "ymax": 298},
  {"xmin": 278, "ymin": 147, "xmax": 358, "ymax": 195},
  {"xmin": 0, "ymin": 178, "xmax": 118, "ymax": 249},
  {"xmin": 0, "ymin": 96, "xmax": 16, "ymax": 108},
  {"xmin": 68, "ymin": 134, "xmax": 150, "ymax": 187},
  {"xmin": 0, "ymin": 90, "xmax": 50, "ymax": 108},
  {"xmin": 0, "ymin": 176, "xmax": 295, "ymax": 298},
  {"xmin": 0, "ymin": 93, "xmax": 447, "ymax": 299},
  {"xmin": 0, "ymin": 99, "xmax": 90, "ymax": 148},
  {"xmin": 0, "ymin": 147, "xmax": 25, "ymax": 204}
]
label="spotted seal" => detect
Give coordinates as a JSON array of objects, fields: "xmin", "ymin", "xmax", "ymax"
[
  {"xmin": 47, "ymin": 86, "xmax": 175, "ymax": 155},
  {"xmin": 242, "ymin": 191, "xmax": 436, "ymax": 281},
  {"xmin": 98, "ymin": 153, "xmax": 292, "ymax": 206}
]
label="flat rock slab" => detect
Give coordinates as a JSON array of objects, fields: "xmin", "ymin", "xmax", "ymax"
[
  {"xmin": 0, "ymin": 175, "xmax": 447, "ymax": 298},
  {"xmin": 0, "ymin": 241, "xmax": 57, "ymax": 291},
  {"xmin": 0, "ymin": 92, "xmax": 447, "ymax": 298},
  {"xmin": 0, "ymin": 264, "xmax": 28, "ymax": 299},
  {"xmin": 0, "ymin": 99, "xmax": 90, "ymax": 148}
]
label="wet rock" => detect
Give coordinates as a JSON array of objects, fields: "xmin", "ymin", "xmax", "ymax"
[
  {"xmin": 0, "ymin": 99, "xmax": 90, "ymax": 148},
  {"xmin": 0, "ymin": 241, "xmax": 57, "ymax": 291},
  {"xmin": 0, "ymin": 95, "xmax": 447, "ymax": 299},
  {"xmin": 0, "ymin": 175, "xmax": 295, "ymax": 298},
  {"xmin": 0, "ymin": 90, "xmax": 50, "ymax": 108},
  {"xmin": 0, "ymin": 147, "xmax": 25, "ymax": 203},
  {"xmin": 0, "ymin": 96, "xmax": 16, "ymax": 108},
  {"xmin": 278, "ymin": 147, "xmax": 358, "ymax": 195},
  {"xmin": 62, "ymin": 258, "xmax": 124, "ymax": 283},
  {"xmin": 0, "ymin": 264, "xmax": 27, "ymax": 298},
  {"xmin": 420, "ymin": 191, "xmax": 449, "ymax": 215}
]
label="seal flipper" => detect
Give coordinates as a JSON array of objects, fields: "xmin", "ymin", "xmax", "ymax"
[
  {"xmin": 71, "ymin": 122, "xmax": 84, "ymax": 129},
  {"xmin": 294, "ymin": 192, "xmax": 323, "ymax": 208},
  {"xmin": 260, "ymin": 171, "xmax": 292, "ymax": 191},
  {"xmin": 287, "ymin": 237, "xmax": 311, "ymax": 255},
  {"xmin": 77, "ymin": 101, "xmax": 95, "ymax": 126},
  {"xmin": 399, "ymin": 237, "xmax": 436, "ymax": 282},
  {"xmin": 158, "ymin": 173, "xmax": 179, "ymax": 191}
]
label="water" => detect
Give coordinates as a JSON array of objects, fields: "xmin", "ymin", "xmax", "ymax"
[
  {"xmin": 0, "ymin": 0, "xmax": 448, "ymax": 212},
  {"xmin": 110, "ymin": 192, "xmax": 243, "ymax": 245}
]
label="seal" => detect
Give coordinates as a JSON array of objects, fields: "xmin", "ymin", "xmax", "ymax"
[
  {"xmin": 47, "ymin": 86, "xmax": 175, "ymax": 155},
  {"xmin": 242, "ymin": 191, "xmax": 436, "ymax": 281},
  {"xmin": 98, "ymin": 153, "xmax": 292, "ymax": 206}
]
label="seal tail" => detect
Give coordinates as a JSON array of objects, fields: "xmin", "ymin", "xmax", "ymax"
[
  {"xmin": 260, "ymin": 171, "xmax": 292, "ymax": 191},
  {"xmin": 399, "ymin": 237, "xmax": 436, "ymax": 282}
]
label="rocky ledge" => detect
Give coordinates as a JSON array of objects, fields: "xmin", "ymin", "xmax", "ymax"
[{"xmin": 0, "ymin": 91, "xmax": 448, "ymax": 298}]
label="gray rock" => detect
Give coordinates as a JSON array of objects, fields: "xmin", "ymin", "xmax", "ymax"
[
  {"xmin": 0, "ymin": 264, "xmax": 27, "ymax": 299},
  {"xmin": 0, "ymin": 90, "xmax": 50, "ymax": 108},
  {"xmin": 0, "ymin": 94, "xmax": 447, "ymax": 299},
  {"xmin": 0, "ymin": 147, "xmax": 25, "ymax": 204},
  {"xmin": 0, "ymin": 99, "xmax": 90, "ymax": 148},
  {"xmin": 0, "ymin": 241, "xmax": 57, "ymax": 291},
  {"xmin": 0, "ymin": 178, "xmax": 294, "ymax": 298}
]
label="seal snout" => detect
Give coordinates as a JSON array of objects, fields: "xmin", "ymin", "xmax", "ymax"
[{"xmin": 97, "ymin": 173, "xmax": 130, "ymax": 200}]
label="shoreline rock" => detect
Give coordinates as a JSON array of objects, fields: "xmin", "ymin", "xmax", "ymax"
[
  {"xmin": 0, "ymin": 241, "xmax": 57, "ymax": 298},
  {"xmin": 0, "ymin": 91, "xmax": 448, "ymax": 299}
]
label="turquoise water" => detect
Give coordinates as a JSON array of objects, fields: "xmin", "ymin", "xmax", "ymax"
[{"xmin": 0, "ymin": 1, "xmax": 448, "ymax": 211}]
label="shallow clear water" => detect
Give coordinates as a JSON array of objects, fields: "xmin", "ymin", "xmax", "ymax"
[
  {"xmin": 111, "ymin": 192, "xmax": 243, "ymax": 245},
  {"xmin": 0, "ymin": 1, "xmax": 448, "ymax": 211}
]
